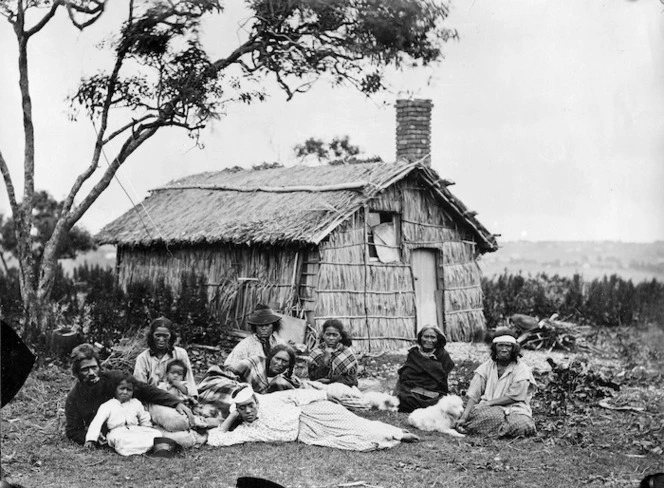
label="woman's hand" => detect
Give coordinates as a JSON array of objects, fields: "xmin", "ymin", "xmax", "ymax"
[
  {"xmin": 325, "ymin": 389, "xmax": 347, "ymax": 404},
  {"xmin": 84, "ymin": 441, "xmax": 96, "ymax": 449},
  {"xmin": 321, "ymin": 348, "xmax": 333, "ymax": 363},
  {"xmin": 175, "ymin": 402, "xmax": 193, "ymax": 418}
]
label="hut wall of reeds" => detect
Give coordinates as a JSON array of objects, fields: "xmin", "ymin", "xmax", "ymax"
[{"xmin": 117, "ymin": 243, "xmax": 308, "ymax": 330}]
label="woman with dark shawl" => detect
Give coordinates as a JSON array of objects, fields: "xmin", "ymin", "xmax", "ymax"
[
  {"xmin": 396, "ymin": 325, "xmax": 455, "ymax": 413},
  {"xmin": 308, "ymin": 319, "xmax": 358, "ymax": 387}
]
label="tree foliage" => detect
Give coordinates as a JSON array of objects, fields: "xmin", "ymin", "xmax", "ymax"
[
  {"xmin": 294, "ymin": 135, "xmax": 361, "ymax": 160},
  {"xmin": 0, "ymin": 0, "xmax": 456, "ymax": 342},
  {"xmin": 293, "ymin": 135, "xmax": 384, "ymax": 165},
  {"xmin": 0, "ymin": 191, "xmax": 95, "ymax": 270}
]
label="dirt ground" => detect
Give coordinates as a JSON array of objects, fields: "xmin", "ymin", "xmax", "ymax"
[{"xmin": 1, "ymin": 326, "xmax": 662, "ymax": 488}]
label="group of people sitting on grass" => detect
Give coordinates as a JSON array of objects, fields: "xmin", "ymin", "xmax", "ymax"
[{"xmin": 64, "ymin": 304, "xmax": 537, "ymax": 456}]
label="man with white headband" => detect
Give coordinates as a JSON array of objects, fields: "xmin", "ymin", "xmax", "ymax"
[
  {"xmin": 208, "ymin": 384, "xmax": 420, "ymax": 450},
  {"xmin": 456, "ymin": 329, "xmax": 537, "ymax": 438}
]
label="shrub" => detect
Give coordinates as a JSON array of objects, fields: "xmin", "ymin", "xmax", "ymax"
[{"xmin": 482, "ymin": 272, "xmax": 664, "ymax": 328}]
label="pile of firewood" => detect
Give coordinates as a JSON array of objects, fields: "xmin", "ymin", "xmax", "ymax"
[{"xmin": 509, "ymin": 313, "xmax": 592, "ymax": 352}]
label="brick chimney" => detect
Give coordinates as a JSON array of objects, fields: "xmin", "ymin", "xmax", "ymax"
[{"xmin": 395, "ymin": 99, "xmax": 432, "ymax": 166}]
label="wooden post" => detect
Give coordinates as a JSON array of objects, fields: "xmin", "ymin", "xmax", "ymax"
[
  {"xmin": 362, "ymin": 207, "xmax": 371, "ymax": 352},
  {"xmin": 290, "ymin": 250, "xmax": 300, "ymax": 315}
]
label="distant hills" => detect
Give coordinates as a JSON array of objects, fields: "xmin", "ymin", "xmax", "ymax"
[
  {"xmin": 59, "ymin": 241, "xmax": 664, "ymax": 284},
  {"xmin": 480, "ymin": 241, "xmax": 664, "ymax": 283}
]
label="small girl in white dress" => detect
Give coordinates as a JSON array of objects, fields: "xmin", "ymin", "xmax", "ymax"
[{"xmin": 85, "ymin": 373, "xmax": 161, "ymax": 456}]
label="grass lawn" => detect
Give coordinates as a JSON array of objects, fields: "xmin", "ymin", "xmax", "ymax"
[{"xmin": 1, "ymin": 326, "xmax": 663, "ymax": 488}]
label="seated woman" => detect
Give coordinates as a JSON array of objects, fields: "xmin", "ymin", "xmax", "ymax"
[
  {"xmin": 207, "ymin": 385, "xmax": 419, "ymax": 451},
  {"xmin": 224, "ymin": 305, "xmax": 284, "ymax": 370},
  {"xmin": 231, "ymin": 344, "xmax": 301, "ymax": 394},
  {"xmin": 396, "ymin": 325, "xmax": 455, "ymax": 413},
  {"xmin": 134, "ymin": 317, "xmax": 198, "ymax": 395},
  {"xmin": 308, "ymin": 319, "xmax": 358, "ymax": 387},
  {"xmin": 456, "ymin": 330, "xmax": 537, "ymax": 438},
  {"xmin": 132, "ymin": 317, "xmax": 202, "ymax": 445}
]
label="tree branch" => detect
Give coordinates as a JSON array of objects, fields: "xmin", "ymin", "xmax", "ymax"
[
  {"xmin": 65, "ymin": 0, "xmax": 106, "ymax": 30},
  {"xmin": 102, "ymin": 114, "xmax": 154, "ymax": 145},
  {"xmin": 0, "ymin": 149, "xmax": 20, "ymax": 217},
  {"xmin": 24, "ymin": 0, "xmax": 62, "ymax": 38},
  {"xmin": 59, "ymin": 8, "xmax": 133, "ymax": 218},
  {"xmin": 212, "ymin": 35, "xmax": 262, "ymax": 72},
  {"xmin": 66, "ymin": 124, "xmax": 160, "ymax": 228},
  {"xmin": 15, "ymin": 30, "xmax": 36, "ymax": 245}
]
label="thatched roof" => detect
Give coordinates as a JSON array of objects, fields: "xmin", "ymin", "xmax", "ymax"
[{"xmin": 96, "ymin": 161, "xmax": 498, "ymax": 252}]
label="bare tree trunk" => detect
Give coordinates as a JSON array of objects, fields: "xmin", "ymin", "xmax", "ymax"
[
  {"xmin": 12, "ymin": 5, "xmax": 42, "ymax": 346},
  {"xmin": 0, "ymin": 252, "xmax": 10, "ymax": 275}
]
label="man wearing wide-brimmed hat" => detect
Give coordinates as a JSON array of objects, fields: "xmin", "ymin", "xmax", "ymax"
[{"xmin": 224, "ymin": 304, "xmax": 284, "ymax": 370}]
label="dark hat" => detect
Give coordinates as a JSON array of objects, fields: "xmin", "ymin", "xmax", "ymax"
[
  {"xmin": 236, "ymin": 477, "xmax": 285, "ymax": 488},
  {"xmin": 148, "ymin": 437, "xmax": 183, "ymax": 458},
  {"xmin": 246, "ymin": 305, "xmax": 281, "ymax": 326}
]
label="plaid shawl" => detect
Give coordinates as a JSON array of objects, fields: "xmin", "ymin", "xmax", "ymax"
[
  {"xmin": 308, "ymin": 345, "xmax": 358, "ymax": 387},
  {"xmin": 238, "ymin": 356, "xmax": 301, "ymax": 394},
  {"xmin": 197, "ymin": 366, "xmax": 242, "ymax": 417}
]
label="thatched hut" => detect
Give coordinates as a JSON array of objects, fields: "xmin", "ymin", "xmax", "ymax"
[{"xmin": 97, "ymin": 100, "xmax": 498, "ymax": 350}]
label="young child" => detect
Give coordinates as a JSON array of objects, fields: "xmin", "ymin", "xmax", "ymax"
[
  {"xmin": 84, "ymin": 373, "xmax": 162, "ymax": 456},
  {"xmin": 158, "ymin": 359, "xmax": 197, "ymax": 403},
  {"xmin": 158, "ymin": 359, "xmax": 221, "ymax": 430}
]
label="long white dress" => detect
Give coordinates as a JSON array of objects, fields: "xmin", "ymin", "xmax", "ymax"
[
  {"xmin": 207, "ymin": 390, "xmax": 404, "ymax": 451},
  {"xmin": 86, "ymin": 398, "xmax": 161, "ymax": 456}
]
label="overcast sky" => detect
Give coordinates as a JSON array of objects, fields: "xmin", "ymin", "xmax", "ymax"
[{"xmin": 1, "ymin": 0, "xmax": 663, "ymax": 243}]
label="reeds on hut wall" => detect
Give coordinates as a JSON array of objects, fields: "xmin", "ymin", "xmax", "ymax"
[
  {"xmin": 401, "ymin": 178, "xmax": 451, "ymax": 226},
  {"xmin": 445, "ymin": 309, "xmax": 486, "ymax": 342},
  {"xmin": 368, "ymin": 185, "xmax": 402, "ymax": 214},
  {"xmin": 443, "ymin": 260, "xmax": 482, "ymax": 288},
  {"xmin": 119, "ymin": 244, "xmax": 303, "ymax": 329}
]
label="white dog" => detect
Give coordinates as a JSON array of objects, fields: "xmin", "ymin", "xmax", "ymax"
[
  {"xmin": 407, "ymin": 395, "xmax": 465, "ymax": 437},
  {"xmin": 362, "ymin": 391, "xmax": 400, "ymax": 412}
]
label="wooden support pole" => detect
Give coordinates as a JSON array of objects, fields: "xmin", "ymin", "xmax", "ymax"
[{"xmin": 363, "ymin": 205, "xmax": 371, "ymax": 352}]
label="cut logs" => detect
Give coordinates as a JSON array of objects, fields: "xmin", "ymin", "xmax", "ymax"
[{"xmin": 509, "ymin": 313, "xmax": 592, "ymax": 352}]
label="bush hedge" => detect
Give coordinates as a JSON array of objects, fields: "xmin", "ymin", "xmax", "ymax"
[
  {"xmin": 2, "ymin": 266, "xmax": 663, "ymax": 351},
  {"xmin": 482, "ymin": 271, "xmax": 664, "ymax": 328}
]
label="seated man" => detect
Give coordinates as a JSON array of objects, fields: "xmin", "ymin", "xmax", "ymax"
[
  {"xmin": 65, "ymin": 344, "xmax": 202, "ymax": 447},
  {"xmin": 456, "ymin": 330, "xmax": 537, "ymax": 438}
]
